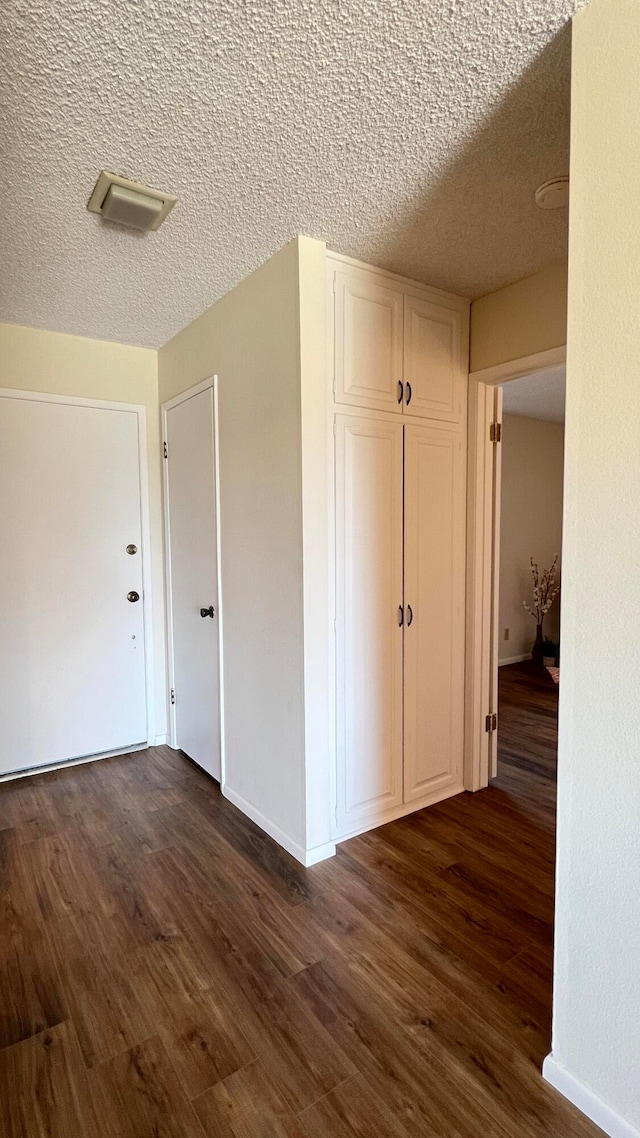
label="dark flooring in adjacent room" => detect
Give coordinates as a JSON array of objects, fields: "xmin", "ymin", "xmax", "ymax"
[{"xmin": 0, "ymin": 663, "xmax": 602, "ymax": 1137}]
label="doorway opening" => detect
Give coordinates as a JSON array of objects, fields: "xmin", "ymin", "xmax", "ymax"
[{"xmin": 493, "ymin": 365, "xmax": 565, "ymax": 802}]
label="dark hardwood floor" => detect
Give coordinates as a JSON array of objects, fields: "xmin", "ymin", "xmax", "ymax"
[{"xmin": 0, "ymin": 665, "xmax": 602, "ymax": 1137}]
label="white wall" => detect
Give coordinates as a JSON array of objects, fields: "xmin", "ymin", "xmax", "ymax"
[
  {"xmin": 159, "ymin": 237, "xmax": 331, "ymax": 862},
  {"xmin": 0, "ymin": 322, "xmax": 167, "ymax": 744},
  {"xmin": 499, "ymin": 414, "xmax": 564, "ymax": 662},
  {"xmin": 545, "ymin": 0, "xmax": 640, "ymax": 1133}
]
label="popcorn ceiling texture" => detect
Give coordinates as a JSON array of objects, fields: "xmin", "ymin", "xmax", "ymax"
[{"xmin": 0, "ymin": 0, "xmax": 583, "ymax": 348}]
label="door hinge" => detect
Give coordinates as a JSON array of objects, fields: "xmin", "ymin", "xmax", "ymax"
[
  {"xmin": 170, "ymin": 688, "xmax": 175, "ymax": 706},
  {"xmin": 489, "ymin": 422, "xmax": 502, "ymax": 444},
  {"xmin": 163, "ymin": 440, "xmax": 168, "ymax": 459},
  {"xmin": 485, "ymin": 712, "xmax": 497, "ymax": 733}
]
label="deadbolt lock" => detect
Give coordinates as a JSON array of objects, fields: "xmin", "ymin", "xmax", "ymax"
[
  {"xmin": 127, "ymin": 591, "xmax": 140, "ymax": 603},
  {"xmin": 126, "ymin": 544, "xmax": 137, "ymax": 555}
]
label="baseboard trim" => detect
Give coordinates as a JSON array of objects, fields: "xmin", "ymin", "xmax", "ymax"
[
  {"xmin": 498, "ymin": 653, "xmax": 530, "ymax": 666},
  {"xmin": 221, "ymin": 784, "xmax": 336, "ymax": 867},
  {"xmin": 543, "ymin": 1055, "xmax": 640, "ymax": 1138},
  {"xmin": 153, "ymin": 734, "xmax": 169, "ymax": 746}
]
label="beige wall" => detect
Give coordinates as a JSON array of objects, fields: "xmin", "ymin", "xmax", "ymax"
[
  {"xmin": 544, "ymin": 0, "xmax": 640, "ymax": 1132},
  {"xmin": 0, "ymin": 322, "xmax": 166, "ymax": 742},
  {"xmin": 499, "ymin": 414, "xmax": 564, "ymax": 662},
  {"xmin": 470, "ymin": 260, "xmax": 567, "ymax": 372},
  {"xmin": 159, "ymin": 236, "xmax": 331, "ymax": 859}
]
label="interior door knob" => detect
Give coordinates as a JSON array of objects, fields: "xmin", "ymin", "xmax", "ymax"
[
  {"xmin": 200, "ymin": 606, "xmax": 215, "ymax": 618},
  {"xmin": 127, "ymin": 591, "xmax": 140, "ymax": 603}
]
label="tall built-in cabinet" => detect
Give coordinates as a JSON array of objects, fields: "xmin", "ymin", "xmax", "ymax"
[{"xmin": 328, "ymin": 255, "xmax": 469, "ymax": 840}]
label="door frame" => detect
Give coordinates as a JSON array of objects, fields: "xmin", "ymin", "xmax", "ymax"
[
  {"xmin": 464, "ymin": 345, "xmax": 567, "ymax": 791},
  {"xmin": 0, "ymin": 386, "xmax": 156, "ymax": 749},
  {"xmin": 161, "ymin": 376, "xmax": 224, "ymax": 781}
]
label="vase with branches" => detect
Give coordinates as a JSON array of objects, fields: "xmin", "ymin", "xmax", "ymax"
[{"xmin": 523, "ymin": 555, "xmax": 560, "ymax": 664}]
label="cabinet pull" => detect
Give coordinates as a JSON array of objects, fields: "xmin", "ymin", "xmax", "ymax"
[
  {"xmin": 397, "ymin": 381, "xmax": 404, "ymax": 404},
  {"xmin": 398, "ymin": 605, "xmax": 404, "ymax": 627},
  {"xmin": 406, "ymin": 381, "xmax": 412, "ymax": 406},
  {"xmin": 407, "ymin": 604, "xmax": 413, "ymax": 626}
]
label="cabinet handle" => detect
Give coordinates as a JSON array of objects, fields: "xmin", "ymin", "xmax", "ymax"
[
  {"xmin": 407, "ymin": 604, "xmax": 413, "ymax": 626},
  {"xmin": 398, "ymin": 605, "xmax": 404, "ymax": 627},
  {"xmin": 406, "ymin": 382, "xmax": 412, "ymax": 406},
  {"xmin": 397, "ymin": 381, "xmax": 404, "ymax": 404}
]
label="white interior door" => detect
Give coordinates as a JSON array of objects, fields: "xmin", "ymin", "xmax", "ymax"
[
  {"xmin": 334, "ymin": 412, "xmax": 404, "ymax": 835},
  {"xmin": 164, "ymin": 384, "xmax": 221, "ymax": 781},
  {"xmin": 0, "ymin": 393, "xmax": 147, "ymax": 775},
  {"xmin": 403, "ymin": 423, "xmax": 466, "ymax": 804}
]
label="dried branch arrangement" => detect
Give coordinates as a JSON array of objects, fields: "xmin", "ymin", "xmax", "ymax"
[{"xmin": 523, "ymin": 555, "xmax": 560, "ymax": 625}]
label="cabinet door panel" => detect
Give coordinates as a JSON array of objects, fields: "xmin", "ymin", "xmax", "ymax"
[
  {"xmin": 334, "ymin": 272, "xmax": 403, "ymax": 413},
  {"xmin": 403, "ymin": 424, "xmax": 466, "ymax": 803},
  {"xmin": 404, "ymin": 296, "xmax": 466, "ymax": 422},
  {"xmin": 335, "ymin": 414, "xmax": 404, "ymax": 833}
]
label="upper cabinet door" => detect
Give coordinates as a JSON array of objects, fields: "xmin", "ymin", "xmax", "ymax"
[
  {"xmin": 403, "ymin": 296, "xmax": 466, "ymax": 422},
  {"xmin": 333, "ymin": 271, "xmax": 404, "ymax": 413}
]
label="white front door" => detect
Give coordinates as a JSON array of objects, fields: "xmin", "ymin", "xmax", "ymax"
[
  {"xmin": 164, "ymin": 385, "xmax": 221, "ymax": 781},
  {"xmin": 0, "ymin": 393, "xmax": 148, "ymax": 776}
]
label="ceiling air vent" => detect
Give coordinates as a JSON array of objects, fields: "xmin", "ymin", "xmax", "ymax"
[{"xmin": 87, "ymin": 171, "xmax": 177, "ymax": 232}]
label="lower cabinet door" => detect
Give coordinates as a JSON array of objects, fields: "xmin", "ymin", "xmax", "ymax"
[
  {"xmin": 403, "ymin": 423, "xmax": 466, "ymax": 803},
  {"xmin": 335, "ymin": 413, "xmax": 404, "ymax": 835}
]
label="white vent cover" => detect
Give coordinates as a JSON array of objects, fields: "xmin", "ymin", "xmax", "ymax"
[{"xmin": 87, "ymin": 171, "xmax": 177, "ymax": 231}]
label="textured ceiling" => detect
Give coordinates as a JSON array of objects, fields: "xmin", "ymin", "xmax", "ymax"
[
  {"xmin": 502, "ymin": 365, "xmax": 566, "ymax": 422},
  {"xmin": 0, "ymin": 0, "xmax": 581, "ymax": 348}
]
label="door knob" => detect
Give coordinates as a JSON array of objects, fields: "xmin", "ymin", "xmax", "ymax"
[
  {"xmin": 127, "ymin": 591, "xmax": 140, "ymax": 603},
  {"xmin": 200, "ymin": 606, "xmax": 215, "ymax": 618}
]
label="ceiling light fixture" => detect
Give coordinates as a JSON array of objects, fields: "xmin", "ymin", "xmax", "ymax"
[
  {"xmin": 535, "ymin": 177, "xmax": 569, "ymax": 210},
  {"xmin": 87, "ymin": 171, "xmax": 177, "ymax": 231}
]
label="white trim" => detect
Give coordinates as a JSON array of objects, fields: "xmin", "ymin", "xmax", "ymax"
[
  {"xmin": 498, "ymin": 653, "xmax": 530, "ymax": 666},
  {"xmin": 212, "ymin": 376, "xmax": 227, "ymax": 789},
  {"xmin": 161, "ymin": 374, "xmax": 215, "ymax": 413},
  {"xmin": 0, "ymin": 386, "xmax": 146, "ymax": 414},
  {"xmin": 464, "ymin": 346, "xmax": 567, "ymax": 791},
  {"xmin": 464, "ymin": 381, "xmax": 495, "ymax": 791},
  {"xmin": 469, "ymin": 345, "xmax": 566, "ymax": 387},
  {"xmin": 153, "ymin": 734, "xmax": 169, "ymax": 746},
  {"xmin": 0, "ymin": 743, "xmax": 148, "ymax": 783},
  {"xmin": 222, "ymin": 783, "xmax": 336, "ymax": 867},
  {"xmin": 0, "ymin": 387, "xmax": 155, "ymax": 748},
  {"xmin": 161, "ymin": 376, "xmax": 224, "ymax": 781},
  {"xmin": 543, "ymin": 1055, "xmax": 640, "ymax": 1138}
]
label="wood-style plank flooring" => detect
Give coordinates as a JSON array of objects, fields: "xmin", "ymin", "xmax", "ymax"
[{"xmin": 0, "ymin": 664, "xmax": 603, "ymax": 1137}]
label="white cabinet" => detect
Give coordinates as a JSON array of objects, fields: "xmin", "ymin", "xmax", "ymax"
[
  {"xmin": 403, "ymin": 296, "xmax": 466, "ymax": 422},
  {"xmin": 403, "ymin": 424, "xmax": 466, "ymax": 803},
  {"xmin": 334, "ymin": 413, "xmax": 466, "ymax": 838},
  {"xmin": 330, "ymin": 254, "xmax": 469, "ymax": 842},
  {"xmin": 334, "ymin": 414, "xmax": 404, "ymax": 833},
  {"xmin": 330, "ymin": 263, "xmax": 467, "ymax": 423},
  {"xmin": 333, "ymin": 271, "xmax": 404, "ymax": 413}
]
